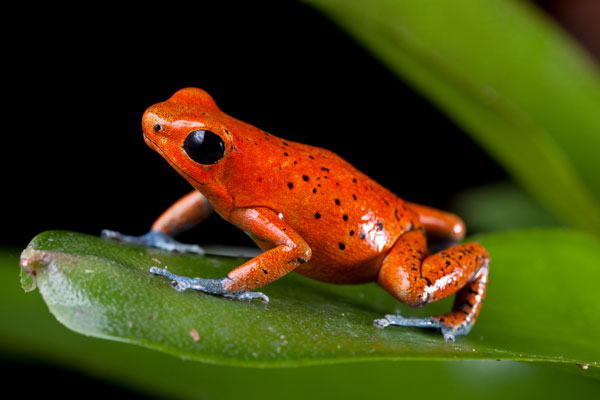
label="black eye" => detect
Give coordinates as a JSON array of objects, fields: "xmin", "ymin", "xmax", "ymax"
[
  {"xmin": 183, "ymin": 130, "xmax": 225, "ymax": 164},
  {"xmin": 153, "ymin": 124, "xmax": 162, "ymax": 132}
]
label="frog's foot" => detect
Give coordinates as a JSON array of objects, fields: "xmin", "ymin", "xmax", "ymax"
[
  {"xmin": 149, "ymin": 267, "xmax": 269, "ymax": 303},
  {"xmin": 101, "ymin": 229, "xmax": 204, "ymax": 255},
  {"xmin": 373, "ymin": 314, "xmax": 468, "ymax": 342}
]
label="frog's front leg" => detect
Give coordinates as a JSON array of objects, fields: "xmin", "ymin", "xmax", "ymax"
[
  {"xmin": 374, "ymin": 228, "xmax": 489, "ymax": 341},
  {"xmin": 102, "ymin": 190, "xmax": 212, "ymax": 254},
  {"xmin": 148, "ymin": 267, "xmax": 269, "ymax": 302},
  {"xmin": 150, "ymin": 207, "xmax": 311, "ymax": 302}
]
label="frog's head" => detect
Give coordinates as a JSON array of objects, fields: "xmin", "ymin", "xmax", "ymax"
[{"xmin": 141, "ymin": 88, "xmax": 235, "ymax": 189}]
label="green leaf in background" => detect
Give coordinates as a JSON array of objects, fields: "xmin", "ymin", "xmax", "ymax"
[
  {"xmin": 304, "ymin": 0, "xmax": 600, "ymax": 235},
  {"xmin": 451, "ymin": 181, "xmax": 562, "ymax": 233},
  {"xmin": 18, "ymin": 230, "xmax": 600, "ymax": 379}
]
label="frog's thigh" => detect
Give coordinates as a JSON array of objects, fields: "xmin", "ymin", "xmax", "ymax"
[
  {"xmin": 406, "ymin": 202, "xmax": 465, "ymax": 242},
  {"xmin": 376, "ymin": 229, "xmax": 489, "ymax": 339},
  {"xmin": 377, "ymin": 229, "xmax": 429, "ymax": 307}
]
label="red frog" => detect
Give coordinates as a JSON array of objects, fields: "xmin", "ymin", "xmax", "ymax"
[{"xmin": 103, "ymin": 88, "xmax": 490, "ymax": 341}]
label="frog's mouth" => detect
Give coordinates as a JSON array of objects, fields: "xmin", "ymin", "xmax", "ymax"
[
  {"xmin": 142, "ymin": 132, "xmax": 160, "ymax": 153},
  {"xmin": 142, "ymin": 132, "xmax": 177, "ymax": 168},
  {"xmin": 142, "ymin": 132, "xmax": 206, "ymax": 187}
]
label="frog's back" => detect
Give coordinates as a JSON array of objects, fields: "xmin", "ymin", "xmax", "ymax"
[{"xmin": 225, "ymin": 130, "xmax": 417, "ymax": 283}]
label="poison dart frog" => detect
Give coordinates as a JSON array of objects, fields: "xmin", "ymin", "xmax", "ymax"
[{"xmin": 103, "ymin": 88, "xmax": 490, "ymax": 341}]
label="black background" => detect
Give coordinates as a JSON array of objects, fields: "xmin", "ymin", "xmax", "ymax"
[{"xmin": 5, "ymin": 2, "xmax": 503, "ymax": 250}]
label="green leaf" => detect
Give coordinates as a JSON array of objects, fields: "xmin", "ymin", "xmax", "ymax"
[
  {"xmin": 19, "ymin": 266, "xmax": 36, "ymax": 292},
  {"xmin": 3, "ymin": 247, "xmax": 600, "ymax": 399},
  {"xmin": 18, "ymin": 230, "xmax": 600, "ymax": 378},
  {"xmin": 304, "ymin": 0, "xmax": 600, "ymax": 235},
  {"xmin": 451, "ymin": 182, "xmax": 562, "ymax": 233}
]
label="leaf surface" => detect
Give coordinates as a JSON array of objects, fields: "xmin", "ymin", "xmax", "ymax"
[{"xmin": 19, "ymin": 230, "xmax": 600, "ymax": 377}]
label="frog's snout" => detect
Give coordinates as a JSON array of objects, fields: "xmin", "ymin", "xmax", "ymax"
[{"xmin": 142, "ymin": 131, "xmax": 160, "ymax": 153}]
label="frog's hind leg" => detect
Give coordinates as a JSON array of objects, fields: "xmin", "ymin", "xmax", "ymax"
[
  {"xmin": 406, "ymin": 202, "xmax": 465, "ymax": 254},
  {"xmin": 406, "ymin": 202, "xmax": 465, "ymax": 242},
  {"xmin": 375, "ymin": 228, "xmax": 489, "ymax": 341}
]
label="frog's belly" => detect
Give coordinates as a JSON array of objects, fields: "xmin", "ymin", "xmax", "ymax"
[
  {"xmin": 294, "ymin": 253, "xmax": 385, "ymax": 284},
  {"xmin": 251, "ymin": 236, "xmax": 387, "ymax": 284},
  {"xmin": 249, "ymin": 211, "xmax": 402, "ymax": 284},
  {"xmin": 291, "ymin": 223, "xmax": 396, "ymax": 284}
]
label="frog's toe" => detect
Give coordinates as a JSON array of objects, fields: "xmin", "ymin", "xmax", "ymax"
[
  {"xmin": 374, "ymin": 314, "xmax": 473, "ymax": 341},
  {"xmin": 374, "ymin": 314, "xmax": 441, "ymax": 330},
  {"xmin": 225, "ymin": 291, "xmax": 269, "ymax": 303},
  {"xmin": 439, "ymin": 322, "xmax": 474, "ymax": 342},
  {"xmin": 101, "ymin": 229, "xmax": 158, "ymax": 246},
  {"xmin": 149, "ymin": 267, "xmax": 268, "ymax": 303},
  {"xmin": 441, "ymin": 329, "xmax": 456, "ymax": 342},
  {"xmin": 373, "ymin": 317, "xmax": 391, "ymax": 329},
  {"xmin": 374, "ymin": 314, "xmax": 468, "ymax": 341},
  {"xmin": 101, "ymin": 229, "xmax": 136, "ymax": 242},
  {"xmin": 103, "ymin": 229, "xmax": 204, "ymax": 255},
  {"xmin": 147, "ymin": 231, "xmax": 204, "ymax": 255},
  {"xmin": 150, "ymin": 267, "xmax": 221, "ymax": 293},
  {"xmin": 163, "ymin": 241, "xmax": 205, "ymax": 255}
]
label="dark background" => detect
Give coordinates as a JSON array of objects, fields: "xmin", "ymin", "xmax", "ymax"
[
  {"xmin": 4, "ymin": 1, "xmax": 598, "ymax": 398},
  {"xmin": 7, "ymin": 1, "xmax": 598, "ymax": 250},
  {"xmin": 6, "ymin": 2, "xmax": 506, "ymax": 249}
]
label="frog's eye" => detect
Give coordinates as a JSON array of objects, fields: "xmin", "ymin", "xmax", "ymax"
[{"xmin": 183, "ymin": 130, "xmax": 225, "ymax": 164}]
